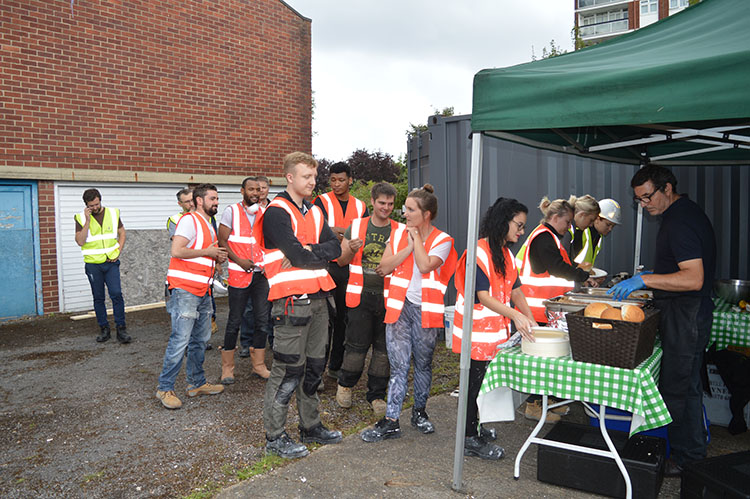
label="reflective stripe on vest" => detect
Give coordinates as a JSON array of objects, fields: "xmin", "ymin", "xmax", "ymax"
[
  {"xmin": 345, "ymin": 217, "xmax": 401, "ymax": 308},
  {"xmin": 226, "ymin": 202, "xmax": 262, "ymax": 288},
  {"xmin": 517, "ymin": 224, "xmax": 575, "ymax": 324},
  {"xmin": 167, "ymin": 213, "xmax": 216, "ymax": 296},
  {"xmin": 384, "ymin": 226, "xmax": 457, "ymax": 328},
  {"xmin": 75, "ymin": 207, "xmax": 121, "ymax": 264},
  {"xmin": 316, "ymin": 191, "xmax": 367, "ymax": 228},
  {"xmin": 452, "ymin": 241, "xmax": 514, "ymax": 361},
  {"xmin": 570, "ymin": 227, "xmax": 602, "ymax": 266},
  {"xmin": 258, "ymin": 197, "xmax": 335, "ymax": 301}
]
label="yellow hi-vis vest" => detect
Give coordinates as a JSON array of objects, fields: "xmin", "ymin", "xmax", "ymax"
[
  {"xmin": 568, "ymin": 227, "xmax": 602, "ymax": 267},
  {"xmin": 75, "ymin": 207, "xmax": 121, "ymax": 264}
]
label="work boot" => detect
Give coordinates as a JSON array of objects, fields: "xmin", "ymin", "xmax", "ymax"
[
  {"xmin": 464, "ymin": 435, "xmax": 505, "ymax": 460},
  {"xmin": 411, "ymin": 407, "xmax": 435, "ymax": 434},
  {"xmin": 370, "ymin": 399, "xmax": 387, "ymax": 417},
  {"xmin": 96, "ymin": 324, "xmax": 111, "ymax": 343},
  {"xmin": 299, "ymin": 423, "xmax": 342, "ymax": 445},
  {"xmin": 524, "ymin": 400, "xmax": 561, "ymax": 423},
  {"xmin": 317, "ymin": 379, "xmax": 325, "ymax": 392},
  {"xmin": 156, "ymin": 390, "xmax": 182, "ymax": 409},
  {"xmin": 480, "ymin": 424, "xmax": 497, "ymax": 441},
  {"xmin": 211, "ymin": 318, "xmax": 218, "ymax": 334},
  {"xmin": 205, "ymin": 342, "xmax": 213, "ymax": 351},
  {"xmin": 265, "ymin": 431, "xmax": 309, "ymax": 459},
  {"xmin": 336, "ymin": 385, "xmax": 352, "ymax": 408},
  {"xmin": 250, "ymin": 348, "xmax": 270, "ymax": 379},
  {"xmin": 186, "ymin": 382, "xmax": 224, "ymax": 397},
  {"xmin": 220, "ymin": 348, "xmax": 235, "ymax": 385},
  {"xmin": 361, "ymin": 417, "xmax": 401, "ymax": 442},
  {"xmin": 549, "ymin": 396, "xmax": 571, "ymax": 416},
  {"xmin": 238, "ymin": 346, "xmax": 251, "ymax": 358},
  {"xmin": 115, "ymin": 324, "xmax": 131, "ymax": 344}
]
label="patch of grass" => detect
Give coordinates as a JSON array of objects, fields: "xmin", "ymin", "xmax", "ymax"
[
  {"xmin": 81, "ymin": 471, "xmax": 105, "ymax": 484},
  {"xmin": 235, "ymin": 454, "xmax": 284, "ymax": 481},
  {"xmin": 182, "ymin": 481, "xmax": 221, "ymax": 499}
]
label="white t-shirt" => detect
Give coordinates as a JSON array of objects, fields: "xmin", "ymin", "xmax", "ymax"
[
  {"xmin": 174, "ymin": 212, "xmax": 216, "ymax": 248},
  {"xmin": 405, "ymin": 241, "xmax": 451, "ymax": 306},
  {"xmin": 219, "ymin": 203, "xmax": 257, "ymax": 230}
]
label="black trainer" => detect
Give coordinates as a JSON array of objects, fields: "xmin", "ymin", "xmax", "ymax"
[
  {"xmin": 265, "ymin": 431, "xmax": 309, "ymax": 459},
  {"xmin": 411, "ymin": 407, "xmax": 435, "ymax": 434},
  {"xmin": 96, "ymin": 324, "xmax": 111, "ymax": 343},
  {"xmin": 299, "ymin": 423, "xmax": 342, "ymax": 445},
  {"xmin": 238, "ymin": 346, "xmax": 250, "ymax": 358},
  {"xmin": 479, "ymin": 424, "xmax": 497, "ymax": 441},
  {"xmin": 464, "ymin": 435, "xmax": 505, "ymax": 460},
  {"xmin": 361, "ymin": 417, "xmax": 401, "ymax": 442},
  {"xmin": 116, "ymin": 324, "xmax": 131, "ymax": 344}
]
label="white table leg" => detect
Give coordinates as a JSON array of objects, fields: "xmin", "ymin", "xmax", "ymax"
[
  {"xmin": 595, "ymin": 404, "xmax": 633, "ymax": 499},
  {"xmin": 514, "ymin": 395, "xmax": 550, "ymax": 479}
]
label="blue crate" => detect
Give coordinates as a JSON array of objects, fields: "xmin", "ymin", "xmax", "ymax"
[{"xmin": 586, "ymin": 404, "xmax": 711, "ymax": 459}]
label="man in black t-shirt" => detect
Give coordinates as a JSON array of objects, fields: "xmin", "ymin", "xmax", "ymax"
[{"xmin": 610, "ymin": 165, "xmax": 716, "ymax": 477}]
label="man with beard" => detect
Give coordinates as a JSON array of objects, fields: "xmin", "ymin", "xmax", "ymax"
[
  {"xmin": 156, "ymin": 184, "xmax": 228, "ymax": 410},
  {"xmin": 75, "ymin": 188, "xmax": 131, "ymax": 344},
  {"xmin": 218, "ymin": 177, "xmax": 271, "ymax": 383}
]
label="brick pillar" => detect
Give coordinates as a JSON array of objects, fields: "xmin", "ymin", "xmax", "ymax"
[{"xmin": 38, "ymin": 180, "xmax": 60, "ymax": 313}]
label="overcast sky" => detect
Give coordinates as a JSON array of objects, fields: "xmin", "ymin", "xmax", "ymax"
[{"xmin": 285, "ymin": 1, "xmax": 574, "ymax": 162}]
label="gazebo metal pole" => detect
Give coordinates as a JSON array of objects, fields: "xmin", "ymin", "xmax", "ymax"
[
  {"xmin": 633, "ymin": 203, "xmax": 643, "ymax": 274},
  {"xmin": 452, "ymin": 132, "xmax": 484, "ymax": 491}
]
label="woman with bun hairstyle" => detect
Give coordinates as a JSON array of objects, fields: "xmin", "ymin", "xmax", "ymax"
[
  {"xmin": 452, "ymin": 197, "xmax": 537, "ymax": 460},
  {"xmin": 567, "ymin": 194, "xmax": 601, "ymax": 271},
  {"xmin": 515, "ymin": 196, "xmax": 598, "ymax": 325},
  {"xmin": 361, "ymin": 184, "xmax": 457, "ymax": 443}
]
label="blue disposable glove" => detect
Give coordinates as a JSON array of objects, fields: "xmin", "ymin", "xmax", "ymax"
[
  {"xmin": 608, "ymin": 274, "xmax": 646, "ymax": 301},
  {"xmin": 638, "ymin": 270, "xmax": 654, "ymax": 276}
]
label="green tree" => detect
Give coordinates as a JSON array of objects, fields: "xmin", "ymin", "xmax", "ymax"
[{"xmin": 406, "ymin": 106, "xmax": 455, "ymax": 138}]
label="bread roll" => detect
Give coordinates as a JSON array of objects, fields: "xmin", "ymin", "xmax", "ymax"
[
  {"xmin": 600, "ymin": 307, "xmax": 623, "ymax": 321},
  {"xmin": 592, "ymin": 322, "xmax": 613, "ymax": 330},
  {"xmin": 584, "ymin": 302, "xmax": 610, "ymax": 318},
  {"xmin": 621, "ymin": 304, "xmax": 645, "ymax": 322}
]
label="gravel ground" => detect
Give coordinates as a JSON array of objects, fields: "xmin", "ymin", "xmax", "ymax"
[{"xmin": 0, "ymin": 299, "xmax": 458, "ymax": 498}]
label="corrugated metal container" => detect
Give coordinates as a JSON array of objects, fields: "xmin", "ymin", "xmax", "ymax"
[{"xmin": 407, "ymin": 114, "xmax": 749, "ymax": 302}]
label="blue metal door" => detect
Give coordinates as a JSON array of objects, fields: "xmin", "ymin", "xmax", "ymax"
[{"xmin": 0, "ymin": 182, "xmax": 41, "ymax": 319}]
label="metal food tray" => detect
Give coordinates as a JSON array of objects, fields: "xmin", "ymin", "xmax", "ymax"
[
  {"xmin": 543, "ymin": 297, "xmax": 588, "ymax": 313},
  {"xmin": 575, "ymin": 287, "xmax": 653, "ymax": 300}
]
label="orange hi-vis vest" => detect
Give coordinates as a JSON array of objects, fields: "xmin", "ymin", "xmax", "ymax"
[
  {"xmin": 452, "ymin": 240, "xmax": 516, "ymax": 361},
  {"xmin": 226, "ymin": 202, "xmax": 264, "ymax": 288},
  {"xmin": 167, "ymin": 212, "xmax": 216, "ymax": 297},
  {"xmin": 384, "ymin": 226, "xmax": 457, "ymax": 328},
  {"xmin": 345, "ymin": 216, "xmax": 402, "ymax": 308},
  {"xmin": 255, "ymin": 196, "xmax": 335, "ymax": 301},
  {"xmin": 316, "ymin": 191, "xmax": 367, "ymax": 229},
  {"xmin": 517, "ymin": 224, "xmax": 575, "ymax": 324}
]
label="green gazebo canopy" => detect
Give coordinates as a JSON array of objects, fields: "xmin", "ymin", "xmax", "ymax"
[{"xmin": 471, "ymin": 0, "xmax": 750, "ymax": 165}]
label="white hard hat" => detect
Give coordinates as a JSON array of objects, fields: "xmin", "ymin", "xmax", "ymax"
[{"xmin": 598, "ymin": 198, "xmax": 622, "ymax": 225}]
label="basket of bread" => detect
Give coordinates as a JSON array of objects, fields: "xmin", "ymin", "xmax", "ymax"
[{"xmin": 565, "ymin": 302, "xmax": 660, "ymax": 369}]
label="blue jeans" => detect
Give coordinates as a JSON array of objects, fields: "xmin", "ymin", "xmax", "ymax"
[
  {"xmin": 84, "ymin": 260, "xmax": 126, "ymax": 327},
  {"xmin": 158, "ymin": 288, "xmax": 212, "ymax": 392}
]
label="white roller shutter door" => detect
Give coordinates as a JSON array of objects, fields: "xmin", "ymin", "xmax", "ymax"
[{"xmin": 55, "ymin": 182, "xmax": 281, "ymax": 312}]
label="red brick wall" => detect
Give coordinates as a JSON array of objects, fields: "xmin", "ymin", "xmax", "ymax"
[
  {"xmin": 1, "ymin": 0, "xmax": 312, "ymax": 176},
  {"xmin": 38, "ymin": 180, "xmax": 59, "ymax": 312}
]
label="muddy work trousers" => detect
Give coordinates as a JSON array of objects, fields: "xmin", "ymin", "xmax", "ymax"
[
  {"xmin": 338, "ymin": 290, "xmax": 390, "ymax": 403},
  {"xmin": 263, "ymin": 296, "xmax": 328, "ymax": 439}
]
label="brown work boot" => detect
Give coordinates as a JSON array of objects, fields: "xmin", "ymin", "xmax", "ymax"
[
  {"xmin": 251, "ymin": 348, "xmax": 270, "ymax": 379},
  {"xmin": 211, "ymin": 318, "xmax": 218, "ymax": 334},
  {"xmin": 524, "ymin": 399, "xmax": 561, "ymax": 423},
  {"xmin": 549, "ymin": 396, "xmax": 571, "ymax": 416},
  {"xmin": 370, "ymin": 398, "xmax": 387, "ymax": 416},
  {"xmin": 220, "ymin": 348, "xmax": 235, "ymax": 385},
  {"xmin": 156, "ymin": 390, "xmax": 183, "ymax": 409},
  {"xmin": 186, "ymin": 383, "xmax": 224, "ymax": 398},
  {"xmin": 336, "ymin": 385, "xmax": 352, "ymax": 408}
]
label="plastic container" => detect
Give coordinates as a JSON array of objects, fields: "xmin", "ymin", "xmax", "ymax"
[
  {"xmin": 681, "ymin": 450, "xmax": 750, "ymax": 499},
  {"xmin": 537, "ymin": 421, "xmax": 665, "ymax": 499},
  {"xmin": 522, "ymin": 327, "xmax": 570, "ymax": 358},
  {"xmin": 444, "ymin": 306, "xmax": 454, "ymax": 349}
]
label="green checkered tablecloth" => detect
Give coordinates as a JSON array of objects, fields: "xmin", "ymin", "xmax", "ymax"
[
  {"xmin": 481, "ymin": 344, "xmax": 672, "ymax": 435},
  {"xmin": 711, "ymin": 298, "xmax": 750, "ymax": 349}
]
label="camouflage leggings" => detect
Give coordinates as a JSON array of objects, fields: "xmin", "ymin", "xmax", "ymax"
[{"xmin": 385, "ymin": 299, "xmax": 439, "ymax": 420}]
